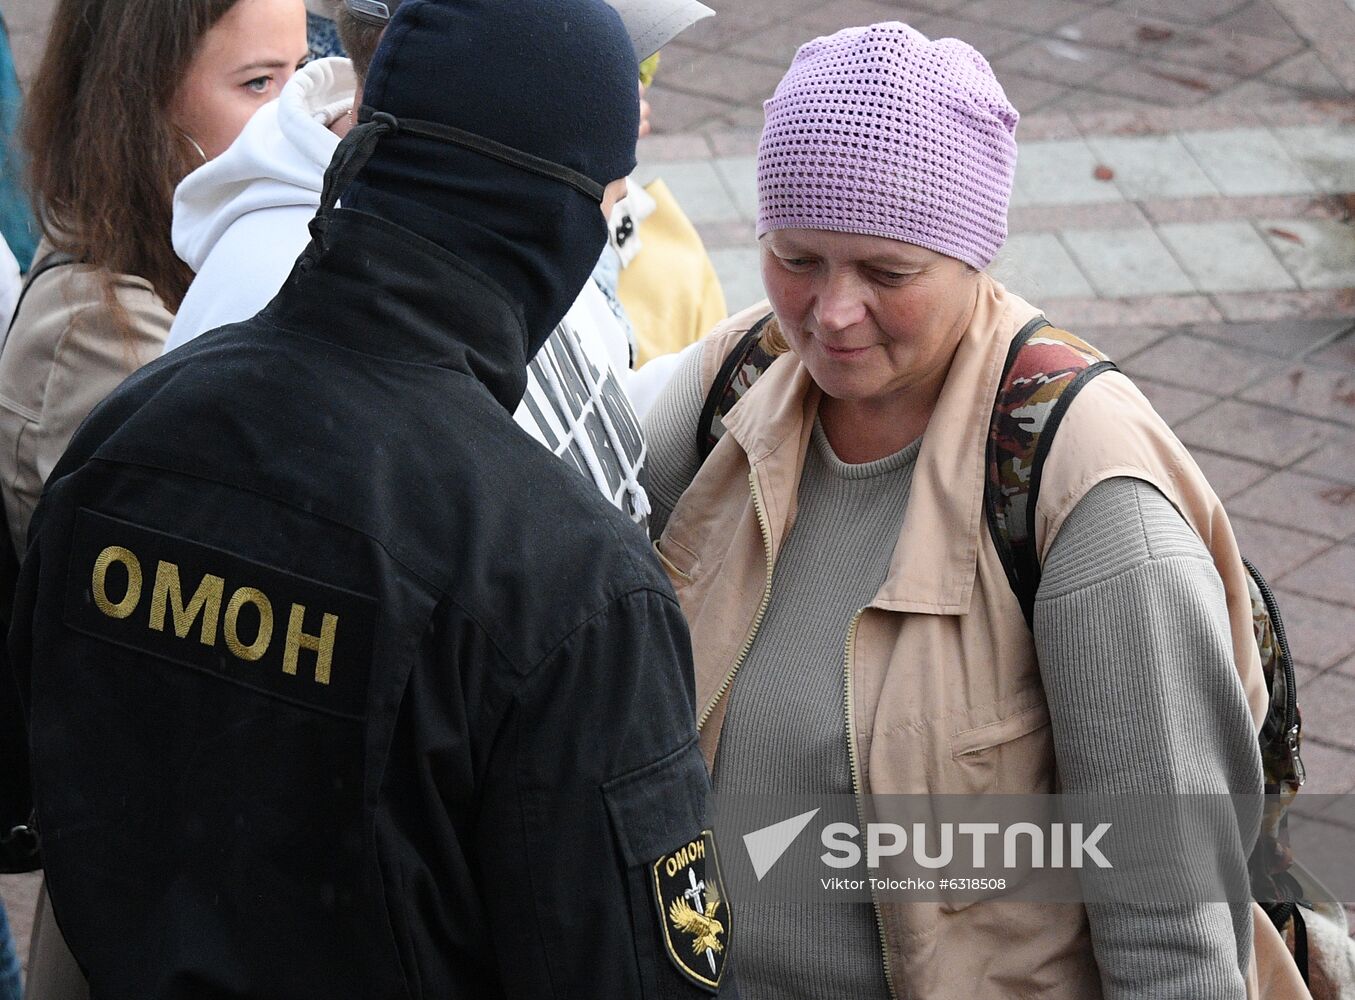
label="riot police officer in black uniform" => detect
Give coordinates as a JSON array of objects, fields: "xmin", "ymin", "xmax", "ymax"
[{"xmin": 8, "ymin": 0, "xmax": 734, "ymax": 995}]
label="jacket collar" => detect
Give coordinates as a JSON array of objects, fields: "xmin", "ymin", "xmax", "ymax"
[
  {"xmin": 263, "ymin": 208, "xmax": 530, "ymax": 411},
  {"xmin": 723, "ymin": 276, "xmax": 1039, "ymax": 616}
]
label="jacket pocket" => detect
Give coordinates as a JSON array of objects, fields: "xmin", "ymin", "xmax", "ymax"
[
  {"xmin": 948, "ymin": 699, "xmax": 1055, "ymax": 798},
  {"xmin": 654, "ymin": 535, "xmax": 698, "ymax": 586},
  {"xmin": 950, "ymin": 701, "xmax": 1051, "ymax": 759},
  {"xmin": 603, "ymin": 740, "xmax": 733, "ymax": 997}
]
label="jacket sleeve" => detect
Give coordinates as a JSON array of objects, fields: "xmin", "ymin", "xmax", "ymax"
[
  {"xmin": 476, "ymin": 586, "xmax": 737, "ymax": 999},
  {"xmin": 17, "ymin": 276, "xmax": 170, "ymax": 537}
]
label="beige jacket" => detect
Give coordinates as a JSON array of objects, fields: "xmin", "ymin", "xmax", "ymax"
[
  {"xmin": 656, "ymin": 278, "xmax": 1306, "ymax": 999},
  {"xmin": 0, "ymin": 240, "xmax": 172, "ymax": 555}
]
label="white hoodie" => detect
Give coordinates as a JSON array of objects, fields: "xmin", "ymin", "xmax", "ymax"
[{"xmin": 169, "ymin": 58, "xmax": 653, "ymax": 527}]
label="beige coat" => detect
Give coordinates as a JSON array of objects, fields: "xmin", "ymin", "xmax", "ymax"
[
  {"xmin": 0, "ymin": 240, "xmax": 172, "ymax": 555},
  {"xmin": 656, "ymin": 278, "xmax": 1307, "ymax": 999}
]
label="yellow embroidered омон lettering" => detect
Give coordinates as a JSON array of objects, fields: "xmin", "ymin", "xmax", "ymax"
[
  {"xmin": 149, "ymin": 561, "xmax": 224, "ymax": 645},
  {"xmin": 88, "ymin": 544, "xmax": 339, "ymax": 686},
  {"xmin": 284, "ymin": 603, "xmax": 338, "ymax": 685}
]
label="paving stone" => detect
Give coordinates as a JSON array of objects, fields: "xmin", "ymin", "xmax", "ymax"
[
  {"xmin": 1158, "ymin": 221, "xmax": 1298, "ymax": 294},
  {"xmin": 1296, "ymin": 440, "xmax": 1355, "ymax": 486},
  {"xmin": 1046, "ymin": 293, "xmax": 1222, "ymax": 327},
  {"xmin": 1260, "ymin": 218, "xmax": 1355, "ymax": 291},
  {"xmin": 1054, "ymin": 7, "xmax": 1194, "ymax": 57},
  {"xmin": 1272, "ymin": 124, "xmax": 1355, "ymax": 193},
  {"xmin": 692, "ymin": 219, "xmax": 757, "ymax": 252},
  {"xmin": 1120, "ymin": 332, "xmax": 1264, "ymax": 394},
  {"xmin": 1012, "ymin": 138, "xmax": 1124, "ymax": 206},
  {"xmin": 706, "ymin": 128, "xmax": 763, "ymax": 157},
  {"xmin": 1093, "ymin": 60, "xmax": 1240, "ymax": 107},
  {"xmin": 1083, "ymin": 134, "xmax": 1220, "ymax": 200},
  {"xmin": 1211, "ymin": 287, "xmax": 1355, "ymax": 323},
  {"xmin": 727, "ymin": 18, "xmax": 825, "ymax": 67},
  {"xmin": 1017, "ymin": 110, "xmax": 1085, "ymax": 140},
  {"xmin": 1180, "ymin": 129, "xmax": 1317, "ymax": 197},
  {"xmin": 1201, "ymin": 77, "xmax": 1318, "ymax": 109},
  {"xmin": 903, "ymin": 15, "xmax": 1032, "ymax": 60},
  {"xmin": 632, "ymin": 160, "xmax": 742, "ymax": 224},
  {"xmin": 1311, "ymin": 330, "xmax": 1355, "ymax": 370},
  {"xmin": 1195, "ymin": 451, "xmax": 1275, "ymax": 501},
  {"xmin": 1296, "ymin": 673, "xmax": 1355, "ymax": 749},
  {"xmin": 792, "ymin": 0, "xmax": 923, "ymax": 35},
  {"xmin": 1264, "ymin": 50, "xmax": 1352, "ymax": 99},
  {"xmin": 962, "ymin": 0, "xmax": 1091, "ymax": 31},
  {"xmin": 1292, "ymin": 739, "xmax": 1355, "ymax": 794},
  {"xmin": 1240, "ymin": 363, "xmax": 1355, "ymax": 426},
  {"xmin": 1177, "ymin": 401, "xmax": 1334, "ymax": 464},
  {"xmin": 1009, "ymin": 201, "xmax": 1147, "ymax": 233},
  {"xmin": 989, "ymin": 232, "xmax": 1096, "ymax": 299},
  {"xmin": 1120, "ymin": 0, "xmax": 1251, "ymax": 25},
  {"xmin": 637, "ymin": 132, "xmax": 712, "ymax": 162},
  {"xmin": 658, "ymin": 50, "xmax": 791, "ymax": 106},
  {"xmin": 1075, "ymin": 323, "xmax": 1170, "ymax": 359},
  {"xmin": 1216, "ymin": 0, "xmax": 1307, "ymax": 43},
  {"xmin": 1272, "ymin": 589, "xmax": 1355, "ymax": 669},
  {"xmin": 1228, "ymin": 468, "xmax": 1355, "ymax": 540},
  {"xmin": 1337, "ymin": 653, "xmax": 1355, "ymax": 680},
  {"xmin": 1138, "ymin": 194, "xmax": 1332, "ymax": 227},
  {"xmin": 645, "ymin": 87, "xmax": 737, "ymax": 134},
  {"xmin": 1280, "ymin": 543, "xmax": 1355, "ymax": 605},
  {"xmin": 996, "ymin": 71, "xmax": 1068, "ymax": 114},
  {"xmin": 1182, "ymin": 318, "xmax": 1353, "ymax": 358},
  {"xmin": 1156, "ymin": 24, "xmax": 1305, "ymax": 77},
  {"xmin": 1230, "ymin": 514, "xmax": 1333, "ymax": 573},
  {"xmin": 995, "ymin": 38, "xmax": 1134, "ymax": 87},
  {"xmin": 1044, "ymin": 88, "xmax": 1159, "ymax": 113},
  {"xmin": 708, "ymin": 246, "xmax": 765, "ymax": 313},
  {"xmin": 1130, "ymin": 376, "xmax": 1219, "ymax": 423},
  {"xmin": 1060, "ymin": 227, "xmax": 1197, "ymax": 296},
  {"xmin": 712, "ymin": 156, "xmax": 758, "ymax": 222}
]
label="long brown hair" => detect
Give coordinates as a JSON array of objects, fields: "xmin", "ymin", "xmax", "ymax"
[{"xmin": 23, "ymin": 0, "xmax": 237, "ymax": 325}]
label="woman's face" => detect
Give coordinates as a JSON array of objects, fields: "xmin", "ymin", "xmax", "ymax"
[
  {"xmin": 761, "ymin": 228, "xmax": 982, "ymax": 409},
  {"xmin": 171, "ymin": 0, "xmax": 309, "ymax": 162}
]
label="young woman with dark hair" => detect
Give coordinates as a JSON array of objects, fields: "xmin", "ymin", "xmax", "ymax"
[{"xmin": 0, "ymin": 1, "xmax": 306, "ymax": 995}]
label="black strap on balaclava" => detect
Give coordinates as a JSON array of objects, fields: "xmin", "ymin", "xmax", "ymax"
[{"xmin": 321, "ymin": 0, "xmax": 639, "ymax": 359}]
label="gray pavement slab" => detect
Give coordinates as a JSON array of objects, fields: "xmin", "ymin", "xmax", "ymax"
[
  {"xmin": 1061, "ymin": 226, "xmax": 1198, "ymax": 296},
  {"xmin": 1260, "ymin": 219, "xmax": 1355, "ymax": 290},
  {"xmin": 1157, "ymin": 220, "xmax": 1298, "ymax": 293},
  {"xmin": 1084, "ymin": 134, "xmax": 1220, "ymax": 200},
  {"xmin": 1180, "ymin": 128, "xmax": 1318, "ymax": 196}
]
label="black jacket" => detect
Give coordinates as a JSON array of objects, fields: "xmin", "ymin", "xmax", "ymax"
[{"xmin": 9, "ymin": 210, "xmax": 733, "ymax": 999}]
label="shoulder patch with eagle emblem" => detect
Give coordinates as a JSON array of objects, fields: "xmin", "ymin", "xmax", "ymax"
[{"xmin": 651, "ymin": 829, "xmax": 730, "ymax": 991}]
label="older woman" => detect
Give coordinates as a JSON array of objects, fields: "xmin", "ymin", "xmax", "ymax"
[{"xmin": 644, "ymin": 23, "xmax": 1300, "ymax": 1000}]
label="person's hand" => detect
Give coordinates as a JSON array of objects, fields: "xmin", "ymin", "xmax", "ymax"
[{"xmin": 639, "ymin": 81, "xmax": 652, "ymax": 139}]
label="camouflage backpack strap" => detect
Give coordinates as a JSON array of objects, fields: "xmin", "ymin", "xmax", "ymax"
[
  {"xmin": 696, "ymin": 312, "xmax": 779, "ymax": 461},
  {"xmin": 985, "ymin": 316, "xmax": 1118, "ymax": 628}
]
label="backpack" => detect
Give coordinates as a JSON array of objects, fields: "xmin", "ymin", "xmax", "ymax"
[
  {"xmin": 0, "ymin": 249, "xmax": 76, "ymax": 874},
  {"xmin": 696, "ymin": 311, "xmax": 1310, "ymax": 975}
]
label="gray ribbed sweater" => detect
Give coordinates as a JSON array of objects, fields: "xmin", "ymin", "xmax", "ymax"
[{"xmin": 645, "ymin": 348, "xmax": 1259, "ymax": 1000}]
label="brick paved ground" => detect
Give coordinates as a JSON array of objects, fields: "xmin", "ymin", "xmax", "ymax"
[{"xmin": 2, "ymin": 0, "xmax": 1354, "ymax": 976}]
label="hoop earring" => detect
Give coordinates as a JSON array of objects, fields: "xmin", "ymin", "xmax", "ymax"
[{"xmin": 179, "ymin": 129, "xmax": 209, "ymax": 165}]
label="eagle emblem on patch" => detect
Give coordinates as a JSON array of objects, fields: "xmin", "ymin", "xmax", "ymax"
[{"xmin": 652, "ymin": 829, "xmax": 730, "ymax": 991}]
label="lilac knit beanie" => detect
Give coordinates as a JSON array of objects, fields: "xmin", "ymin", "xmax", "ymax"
[{"xmin": 757, "ymin": 23, "xmax": 1019, "ymax": 270}]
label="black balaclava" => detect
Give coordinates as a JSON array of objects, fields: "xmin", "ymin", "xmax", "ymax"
[{"xmin": 338, "ymin": 0, "xmax": 639, "ymax": 358}]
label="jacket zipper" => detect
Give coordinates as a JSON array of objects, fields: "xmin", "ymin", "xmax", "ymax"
[
  {"xmin": 1242, "ymin": 557, "xmax": 1305, "ymax": 785},
  {"xmin": 697, "ymin": 470, "xmax": 775, "ymax": 731},
  {"xmin": 844, "ymin": 610, "xmax": 900, "ymax": 1000}
]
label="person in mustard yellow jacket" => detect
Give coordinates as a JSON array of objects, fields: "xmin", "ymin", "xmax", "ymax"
[{"xmin": 643, "ymin": 22, "xmax": 1308, "ymax": 1000}]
